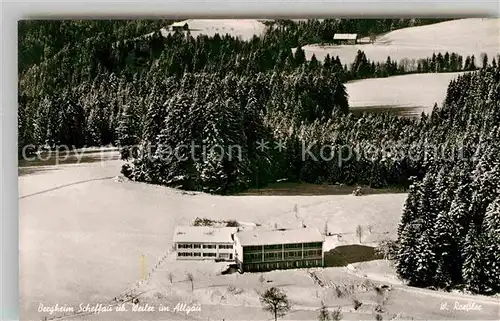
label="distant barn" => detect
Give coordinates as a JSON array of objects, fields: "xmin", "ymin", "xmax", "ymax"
[
  {"xmin": 169, "ymin": 21, "xmax": 189, "ymax": 32},
  {"xmin": 333, "ymin": 33, "xmax": 358, "ymax": 45}
]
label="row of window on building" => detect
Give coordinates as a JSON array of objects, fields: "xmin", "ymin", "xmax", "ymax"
[
  {"xmin": 244, "ymin": 242, "xmax": 322, "ymax": 252},
  {"xmin": 244, "ymin": 249, "xmax": 322, "ymax": 261},
  {"xmin": 178, "ymin": 252, "xmax": 215, "ymax": 257},
  {"xmin": 177, "ymin": 252, "xmax": 233, "ymax": 259},
  {"xmin": 177, "ymin": 243, "xmax": 233, "ymax": 249}
]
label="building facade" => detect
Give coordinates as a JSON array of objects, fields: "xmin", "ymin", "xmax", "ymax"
[
  {"xmin": 173, "ymin": 226, "xmax": 237, "ymax": 261},
  {"xmin": 234, "ymin": 228, "xmax": 324, "ymax": 272},
  {"xmin": 169, "ymin": 21, "xmax": 189, "ymax": 32},
  {"xmin": 333, "ymin": 33, "xmax": 358, "ymax": 45}
]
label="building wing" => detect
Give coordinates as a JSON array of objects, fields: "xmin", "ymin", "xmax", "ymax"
[
  {"xmin": 173, "ymin": 226, "xmax": 237, "ymax": 244},
  {"xmin": 236, "ymin": 228, "xmax": 324, "ymax": 246}
]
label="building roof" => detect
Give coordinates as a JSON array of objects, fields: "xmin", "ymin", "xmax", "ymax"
[
  {"xmin": 333, "ymin": 33, "xmax": 358, "ymax": 40},
  {"xmin": 173, "ymin": 226, "xmax": 237, "ymax": 244},
  {"xmin": 170, "ymin": 21, "xmax": 188, "ymax": 28},
  {"xmin": 235, "ymin": 228, "xmax": 324, "ymax": 246}
]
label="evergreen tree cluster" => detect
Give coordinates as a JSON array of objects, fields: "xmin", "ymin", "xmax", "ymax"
[
  {"xmin": 18, "ymin": 19, "xmax": 456, "ymax": 101},
  {"xmin": 121, "ymin": 68, "xmax": 349, "ymax": 194},
  {"xmin": 18, "ymin": 20, "xmax": 175, "ymax": 73},
  {"xmin": 343, "ymin": 50, "xmax": 494, "ymax": 81},
  {"xmin": 121, "ymin": 67, "xmax": 500, "ymax": 198},
  {"xmin": 20, "ymin": 23, "xmax": 495, "ymax": 154},
  {"xmin": 18, "ymin": 20, "xmax": 500, "ymax": 198},
  {"xmin": 396, "ymin": 67, "xmax": 500, "ymax": 294},
  {"xmin": 19, "ymin": 18, "xmax": 447, "ymax": 75}
]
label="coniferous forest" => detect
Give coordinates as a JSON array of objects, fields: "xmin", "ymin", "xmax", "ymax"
[{"xmin": 18, "ymin": 19, "xmax": 499, "ymax": 294}]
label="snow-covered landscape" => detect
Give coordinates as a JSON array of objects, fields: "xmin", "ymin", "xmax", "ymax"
[
  {"xmin": 18, "ymin": 17, "xmax": 500, "ymax": 321},
  {"xmin": 19, "ymin": 155, "xmax": 500, "ymax": 320},
  {"xmin": 158, "ymin": 19, "xmax": 269, "ymax": 41},
  {"xmin": 345, "ymin": 72, "xmax": 466, "ymax": 115},
  {"xmin": 297, "ymin": 18, "xmax": 499, "ymax": 65},
  {"xmin": 151, "ymin": 18, "xmax": 499, "ymax": 115}
]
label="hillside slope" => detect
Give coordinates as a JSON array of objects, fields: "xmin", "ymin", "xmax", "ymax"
[
  {"xmin": 346, "ymin": 72, "xmax": 466, "ymax": 115},
  {"xmin": 19, "ymin": 157, "xmax": 406, "ymax": 320},
  {"xmin": 299, "ymin": 18, "xmax": 500, "ymax": 64},
  {"xmin": 159, "ymin": 19, "xmax": 268, "ymax": 40},
  {"xmin": 19, "ymin": 157, "xmax": 500, "ymax": 321}
]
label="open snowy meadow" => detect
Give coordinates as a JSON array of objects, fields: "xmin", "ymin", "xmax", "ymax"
[
  {"xmin": 341, "ymin": 18, "xmax": 499, "ymax": 115},
  {"xmin": 158, "ymin": 19, "xmax": 269, "ymax": 41},
  {"xmin": 19, "ymin": 154, "xmax": 500, "ymax": 320},
  {"xmin": 153, "ymin": 18, "xmax": 498, "ymax": 116},
  {"xmin": 345, "ymin": 72, "xmax": 466, "ymax": 115},
  {"xmin": 297, "ymin": 18, "xmax": 500, "ymax": 65}
]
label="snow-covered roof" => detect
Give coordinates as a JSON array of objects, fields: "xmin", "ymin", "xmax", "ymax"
[
  {"xmin": 170, "ymin": 21, "xmax": 188, "ymax": 28},
  {"xmin": 235, "ymin": 228, "xmax": 324, "ymax": 246},
  {"xmin": 333, "ymin": 33, "xmax": 358, "ymax": 40},
  {"xmin": 173, "ymin": 226, "xmax": 237, "ymax": 243}
]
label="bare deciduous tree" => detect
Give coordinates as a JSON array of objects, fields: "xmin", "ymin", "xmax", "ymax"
[
  {"xmin": 356, "ymin": 225, "xmax": 363, "ymax": 243},
  {"xmin": 186, "ymin": 272, "xmax": 194, "ymax": 292},
  {"xmin": 259, "ymin": 287, "xmax": 291, "ymax": 321}
]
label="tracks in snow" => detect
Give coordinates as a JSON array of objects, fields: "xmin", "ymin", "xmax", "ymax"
[
  {"xmin": 19, "ymin": 176, "xmax": 116, "ymax": 199},
  {"xmin": 40, "ymin": 251, "xmax": 174, "ymax": 321}
]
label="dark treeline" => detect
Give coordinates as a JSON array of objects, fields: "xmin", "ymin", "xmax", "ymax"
[
  {"xmin": 18, "ymin": 30, "xmax": 350, "ymax": 150},
  {"xmin": 342, "ymin": 50, "xmax": 493, "ymax": 81},
  {"xmin": 18, "ymin": 18, "xmax": 455, "ymax": 96},
  {"xmin": 20, "ymin": 19, "xmax": 448, "ymax": 74},
  {"xmin": 119, "ymin": 69, "xmax": 350, "ymax": 194},
  {"xmin": 19, "ymin": 23, "xmax": 496, "ymax": 152},
  {"xmin": 396, "ymin": 68, "xmax": 500, "ymax": 294},
  {"xmin": 18, "ymin": 20, "xmax": 175, "ymax": 73}
]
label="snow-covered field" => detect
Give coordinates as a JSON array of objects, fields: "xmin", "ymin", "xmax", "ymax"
[
  {"xmin": 158, "ymin": 19, "xmax": 268, "ymax": 41},
  {"xmin": 298, "ymin": 18, "xmax": 500, "ymax": 65},
  {"xmin": 346, "ymin": 72, "xmax": 466, "ymax": 114},
  {"xmin": 19, "ymin": 156, "xmax": 499, "ymax": 320}
]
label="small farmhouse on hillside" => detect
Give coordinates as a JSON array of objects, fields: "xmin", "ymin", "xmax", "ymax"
[
  {"xmin": 169, "ymin": 21, "xmax": 189, "ymax": 32},
  {"xmin": 173, "ymin": 226, "xmax": 237, "ymax": 260},
  {"xmin": 333, "ymin": 33, "xmax": 358, "ymax": 45},
  {"xmin": 233, "ymin": 228, "xmax": 324, "ymax": 272}
]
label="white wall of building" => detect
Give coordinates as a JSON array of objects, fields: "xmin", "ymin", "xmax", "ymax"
[{"xmin": 233, "ymin": 235, "xmax": 244, "ymax": 263}]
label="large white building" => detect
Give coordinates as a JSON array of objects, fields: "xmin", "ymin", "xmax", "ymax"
[{"xmin": 173, "ymin": 226, "xmax": 237, "ymax": 260}]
